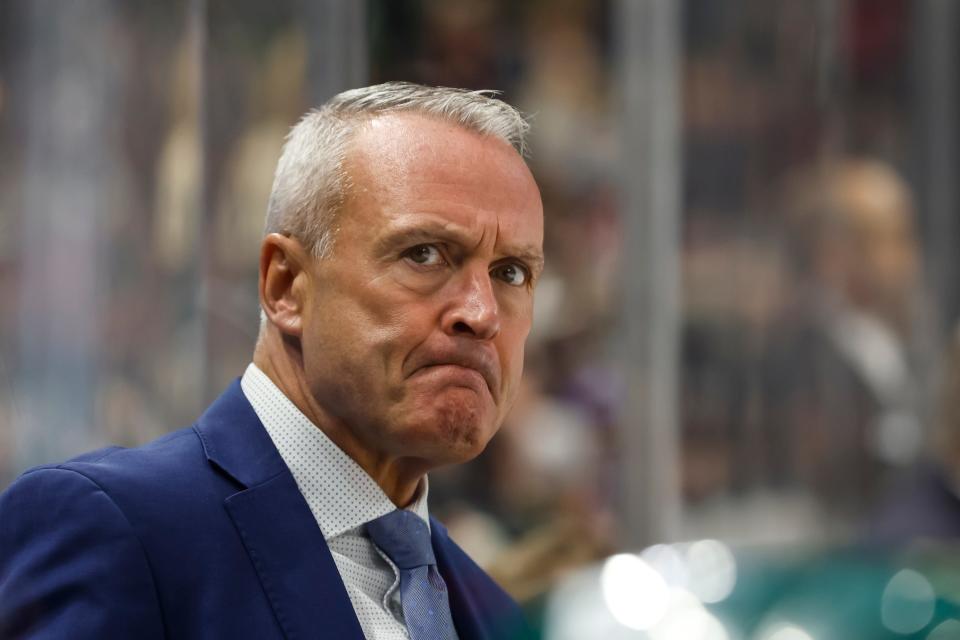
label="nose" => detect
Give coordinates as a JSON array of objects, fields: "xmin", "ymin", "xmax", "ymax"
[{"xmin": 442, "ymin": 268, "xmax": 501, "ymax": 340}]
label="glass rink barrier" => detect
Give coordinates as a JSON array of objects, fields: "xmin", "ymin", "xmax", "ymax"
[{"xmin": 2, "ymin": 1, "xmax": 960, "ymax": 638}]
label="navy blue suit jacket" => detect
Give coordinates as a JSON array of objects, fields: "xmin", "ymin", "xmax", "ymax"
[{"xmin": 0, "ymin": 381, "xmax": 529, "ymax": 639}]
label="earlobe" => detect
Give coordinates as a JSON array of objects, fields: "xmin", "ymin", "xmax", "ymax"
[{"xmin": 259, "ymin": 233, "xmax": 308, "ymax": 337}]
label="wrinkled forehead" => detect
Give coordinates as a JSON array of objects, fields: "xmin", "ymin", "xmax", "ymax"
[
  {"xmin": 350, "ymin": 113, "xmax": 536, "ymax": 188},
  {"xmin": 344, "ymin": 112, "xmax": 543, "ymax": 239}
]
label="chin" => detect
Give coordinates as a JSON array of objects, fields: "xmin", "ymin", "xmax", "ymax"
[{"xmin": 408, "ymin": 392, "xmax": 499, "ymax": 463}]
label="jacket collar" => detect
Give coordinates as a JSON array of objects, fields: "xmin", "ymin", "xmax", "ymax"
[{"xmin": 193, "ymin": 379, "xmax": 289, "ymax": 488}]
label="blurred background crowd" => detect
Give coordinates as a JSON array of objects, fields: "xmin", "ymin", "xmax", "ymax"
[{"xmin": 1, "ymin": 1, "xmax": 959, "ymax": 637}]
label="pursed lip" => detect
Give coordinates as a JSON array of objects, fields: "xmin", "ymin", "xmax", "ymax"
[{"xmin": 408, "ymin": 347, "xmax": 500, "ymax": 400}]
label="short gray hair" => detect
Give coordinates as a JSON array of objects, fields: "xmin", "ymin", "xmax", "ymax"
[{"xmin": 263, "ymin": 81, "xmax": 531, "ymax": 258}]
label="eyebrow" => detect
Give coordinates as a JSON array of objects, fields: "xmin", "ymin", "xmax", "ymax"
[
  {"xmin": 375, "ymin": 219, "xmax": 545, "ymax": 276},
  {"xmin": 510, "ymin": 247, "xmax": 546, "ymax": 277}
]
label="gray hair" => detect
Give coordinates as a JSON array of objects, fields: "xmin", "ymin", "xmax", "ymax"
[{"xmin": 263, "ymin": 81, "xmax": 531, "ymax": 258}]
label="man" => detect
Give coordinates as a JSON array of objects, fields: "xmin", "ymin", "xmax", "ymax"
[
  {"xmin": 764, "ymin": 158, "xmax": 926, "ymax": 524},
  {"xmin": 0, "ymin": 82, "xmax": 543, "ymax": 639}
]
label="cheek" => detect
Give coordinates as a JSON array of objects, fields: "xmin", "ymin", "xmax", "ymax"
[
  {"xmin": 342, "ymin": 290, "xmax": 438, "ymax": 381},
  {"xmin": 305, "ymin": 287, "xmax": 400, "ymax": 381}
]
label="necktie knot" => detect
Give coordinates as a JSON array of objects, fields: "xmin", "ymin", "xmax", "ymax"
[{"xmin": 366, "ymin": 509, "xmax": 436, "ymax": 570}]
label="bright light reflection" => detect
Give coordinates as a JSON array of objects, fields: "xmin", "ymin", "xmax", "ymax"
[
  {"xmin": 880, "ymin": 568, "xmax": 936, "ymax": 635},
  {"xmin": 543, "ymin": 564, "xmax": 641, "ymax": 640},
  {"xmin": 685, "ymin": 539, "xmax": 737, "ymax": 603},
  {"xmin": 649, "ymin": 589, "xmax": 730, "ymax": 640},
  {"xmin": 601, "ymin": 553, "xmax": 670, "ymax": 630},
  {"xmin": 927, "ymin": 619, "xmax": 960, "ymax": 640},
  {"xmin": 641, "ymin": 543, "xmax": 689, "ymax": 589},
  {"xmin": 756, "ymin": 622, "xmax": 815, "ymax": 640}
]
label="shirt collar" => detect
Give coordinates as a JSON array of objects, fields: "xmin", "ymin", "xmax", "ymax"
[{"xmin": 240, "ymin": 363, "xmax": 430, "ymax": 540}]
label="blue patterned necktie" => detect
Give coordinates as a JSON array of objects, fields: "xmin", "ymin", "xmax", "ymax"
[{"xmin": 366, "ymin": 509, "xmax": 459, "ymax": 640}]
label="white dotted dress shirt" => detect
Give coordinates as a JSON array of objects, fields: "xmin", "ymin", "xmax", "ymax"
[{"xmin": 241, "ymin": 363, "xmax": 435, "ymax": 640}]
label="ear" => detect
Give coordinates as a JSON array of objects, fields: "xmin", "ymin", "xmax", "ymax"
[{"xmin": 259, "ymin": 233, "xmax": 311, "ymax": 337}]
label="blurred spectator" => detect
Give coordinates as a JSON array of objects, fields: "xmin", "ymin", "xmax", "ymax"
[
  {"xmin": 762, "ymin": 158, "xmax": 928, "ymax": 528},
  {"xmin": 214, "ymin": 29, "xmax": 306, "ymax": 272}
]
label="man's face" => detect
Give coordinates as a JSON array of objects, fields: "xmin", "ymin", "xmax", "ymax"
[
  {"xmin": 298, "ymin": 113, "xmax": 544, "ymax": 468},
  {"xmin": 832, "ymin": 170, "xmax": 918, "ymax": 312}
]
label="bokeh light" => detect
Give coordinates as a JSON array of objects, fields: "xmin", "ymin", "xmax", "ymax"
[
  {"xmin": 685, "ymin": 539, "xmax": 737, "ymax": 604},
  {"xmin": 601, "ymin": 553, "xmax": 671, "ymax": 630},
  {"xmin": 880, "ymin": 568, "xmax": 936, "ymax": 635}
]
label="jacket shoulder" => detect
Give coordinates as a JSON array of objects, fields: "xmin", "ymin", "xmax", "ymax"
[
  {"xmin": 51, "ymin": 426, "xmax": 208, "ymax": 493},
  {"xmin": 16, "ymin": 425, "xmax": 228, "ymax": 529},
  {"xmin": 0, "ymin": 466, "xmax": 167, "ymax": 638}
]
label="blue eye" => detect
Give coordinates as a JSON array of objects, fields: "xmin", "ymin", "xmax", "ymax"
[
  {"xmin": 405, "ymin": 244, "xmax": 445, "ymax": 266},
  {"xmin": 493, "ymin": 263, "xmax": 528, "ymax": 286}
]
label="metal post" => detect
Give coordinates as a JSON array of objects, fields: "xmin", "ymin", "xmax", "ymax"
[
  {"xmin": 613, "ymin": 0, "xmax": 684, "ymax": 548},
  {"xmin": 305, "ymin": 0, "xmax": 369, "ymax": 104},
  {"xmin": 913, "ymin": 0, "xmax": 959, "ymax": 328},
  {"xmin": 189, "ymin": 0, "xmax": 211, "ymax": 405}
]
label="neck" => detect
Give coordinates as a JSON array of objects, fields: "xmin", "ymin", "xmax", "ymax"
[{"xmin": 253, "ymin": 327, "xmax": 426, "ymax": 507}]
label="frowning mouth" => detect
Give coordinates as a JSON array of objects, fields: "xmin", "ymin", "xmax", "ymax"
[
  {"xmin": 407, "ymin": 350, "xmax": 499, "ymax": 400},
  {"xmin": 411, "ymin": 364, "xmax": 492, "ymax": 397}
]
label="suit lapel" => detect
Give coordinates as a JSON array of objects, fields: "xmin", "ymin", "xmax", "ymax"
[
  {"xmin": 195, "ymin": 381, "xmax": 365, "ymax": 640},
  {"xmin": 225, "ymin": 473, "xmax": 365, "ymax": 639}
]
